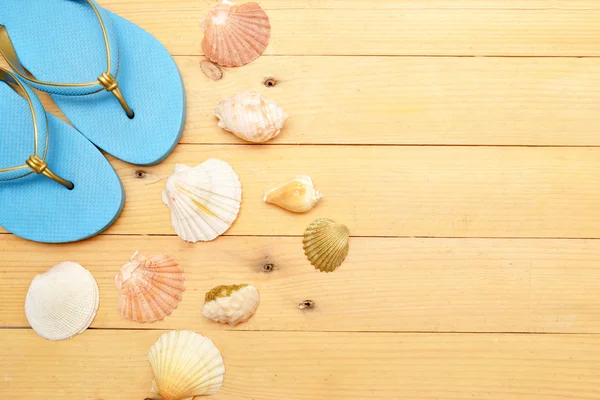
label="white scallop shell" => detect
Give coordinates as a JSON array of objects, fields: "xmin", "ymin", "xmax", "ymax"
[
  {"xmin": 25, "ymin": 262, "xmax": 99, "ymax": 341},
  {"xmin": 202, "ymin": 284, "xmax": 260, "ymax": 326},
  {"xmin": 162, "ymin": 159, "xmax": 242, "ymax": 242},
  {"xmin": 148, "ymin": 330, "xmax": 225, "ymax": 399},
  {"xmin": 215, "ymin": 92, "xmax": 288, "ymax": 143}
]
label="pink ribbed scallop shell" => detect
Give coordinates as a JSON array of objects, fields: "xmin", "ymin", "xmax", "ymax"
[
  {"xmin": 115, "ymin": 252, "xmax": 185, "ymax": 323},
  {"xmin": 201, "ymin": 1, "xmax": 271, "ymax": 67}
]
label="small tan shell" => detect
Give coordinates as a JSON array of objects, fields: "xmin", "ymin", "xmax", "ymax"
[
  {"xmin": 115, "ymin": 252, "xmax": 185, "ymax": 323},
  {"xmin": 148, "ymin": 330, "xmax": 225, "ymax": 399},
  {"xmin": 201, "ymin": 0, "xmax": 270, "ymax": 67},
  {"xmin": 215, "ymin": 92, "xmax": 288, "ymax": 143},
  {"xmin": 202, "ymin": 284, "xmax": 260, "ymax": 326},
  {"xmin": 303, "ymin": 218, "xmax": 350, "ymax": 273},
  {"xmin": 264, "ymin": 175, "xmax": 323, "ymax": 213}
]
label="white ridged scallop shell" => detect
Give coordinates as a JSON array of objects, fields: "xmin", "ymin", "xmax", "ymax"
[
  {"xmin": 264, "ymin": 175, "xmax": 324, "ymax": 213},
  {"xmin": 148, "ymin": 330, "xmax": 225, "ymax": 399},
  {"xmin": 162, "ymin": 159, "xmax": 242, "ymax": 242},
  {"xmin": 215, "ymin": 92, "xmax": 288, "ymax": 143},
  {"xmin": 201, "ymin": 0, "xmax": 271, "ymax": 67},
  {"xmin": 202, "ymin": 284, "xmax": 260, "ymax": 326},
  {"xmin": 115, "ymin": 252, "xmax": 185, "ymax": 323},
  {"xmin": 25, "ymin": 262, "xmax": 99, "ymax": 341}
]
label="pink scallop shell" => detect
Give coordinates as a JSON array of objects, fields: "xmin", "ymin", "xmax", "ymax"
[
  {"xmin": 115, "ymin": 252, "xmax": 185, "ymax": 323},
  {"xmin": 201, "ymin": 1, "xmax": 271, "ymax": 67}
]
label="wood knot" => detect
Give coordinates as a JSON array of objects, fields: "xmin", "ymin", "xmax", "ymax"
[
  {"xmin": 262, "ymin": 263, "xmax": 274, "ymax": 272},
  {"xmin": 133, "ymin": 170, "xmax": 147, "ymax": 179},
  {"xmin": 299, "ymin": 300, "xmax": 315, "ymax": 310},
  {"xmin": 264, "ymin": 77, "xmax": 278, "ymax": 87}
]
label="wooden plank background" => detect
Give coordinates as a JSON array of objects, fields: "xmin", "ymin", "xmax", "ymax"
[{"xmin": 2, "ymin": 0, "xmax": 600, "ymax": 399}]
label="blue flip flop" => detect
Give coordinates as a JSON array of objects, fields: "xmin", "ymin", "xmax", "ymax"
[
  {"xmin": 0, "ymin": 0, "xmax": 185, "ymax": 165},
  {"xmin": 0, "ymin": 69, "xmax": 124, "ymax": 243}
]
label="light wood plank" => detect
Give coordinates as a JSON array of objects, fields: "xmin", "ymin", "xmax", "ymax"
[
  {"xmin": 178, "ymin": 56, "xmax": 600, "ymax": 145},
  {"xmin": 96, "ymin": 145, "xmax": 600, "ymax": 238},
  {"xmin": 98, "ymin": 0, "xmax": 600, "ymax": 56},
  {"xmin": 1, "ymin": 329, "xmax": 600, "ymax": 399},
  {"xmin": 2, "ymin": 235, "xmax": 600, "ymax": 333},
  {"xmin": 3, "ymin": 146, "xmax": 600, "ymax": 238},
  {"xmin": 8, "ymin": 56, "xmax": 600, "ymax": 146}
]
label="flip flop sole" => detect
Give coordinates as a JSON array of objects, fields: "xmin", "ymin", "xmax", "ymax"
[{"xmin": 0, "ymin": 82, "xmax": 125, "ymax": 243}]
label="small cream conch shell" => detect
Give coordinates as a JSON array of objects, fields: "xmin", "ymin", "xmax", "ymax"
[
  {"xmin": 162, "ymin": 159, "xmax": 242, "ymax": 242},
  {"xmin": 264, "ymin": 175, "xmax": 323, "ymax": 213},
  {"xmin": 201, "ymin": 0, "xmax": 270, "ymax": 67},
  {"xmin": 25, "ymin": 262, "xmax": 99, "ymax": 341},
  {"xmin": 303, "ymin": 218, "xmax": 350, "ymax": 273},
  {"xmin": 202, "ymin": 284, "xmax": 260, "ymax": 326},
  {"xmin": 148, "ymin": 330, "xmax": 225, "ymax": 399},
  {"xmin": 115, "ymin": 252, "xmax": 185, "ymax": 323},
  {"xmin": 214, "ymin": 92, "xmax": 288, "ymax": 143}
]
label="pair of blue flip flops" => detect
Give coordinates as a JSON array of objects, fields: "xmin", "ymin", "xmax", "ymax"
[{"xmin": 0, "ymin": 0, "xmax": 185, "ymax": 243}]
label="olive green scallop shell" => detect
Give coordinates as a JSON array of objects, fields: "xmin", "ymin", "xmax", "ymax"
[{"xmin": 303, "ymin": 218, "xmax": 350, "ymax": 273}]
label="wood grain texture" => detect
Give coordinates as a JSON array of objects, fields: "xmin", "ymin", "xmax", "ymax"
[
  {"xmin": 2, "ymin": 235, "xmax": 600, "ymax": 333},
  {"xmin": 6, "ymin": 56, "xmax": 600, "ymax": 146},
  {"xmin": 2, "ymin": 329, "xmax": 600, "ymax": 399},
  {"xmin": 2, "ymin": 1, "xmax": 600, "ymax": 399},
  {"xmin": 175, "ymin": 56, "xmax": 600, "ymax": 146},
  {"xmin": 77, "ymin": 145, "xmax": 600, "ymax": 238},
  {"xmin": 98, "ymin": 0, "xmax": 600, "ymax": 56}
]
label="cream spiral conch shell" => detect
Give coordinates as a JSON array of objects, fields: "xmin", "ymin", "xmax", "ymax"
[
  {"xmin": 148, "ymin": 330, "xmax": 225, "ymax": 399},
  {"xmin": 202, "ymin": 284, "xmax": 260, "ymax": 326},
  {"xmin": 214, "ymin": 92, "xmax": 288, "ymax": 143},
  {"xmin": 115, "ymin": 252, "xmax": 185, "ymax": 323},
  {"xmin": 25, "ymin": 262, "xmax": 99, "ymax": 341},
  {"xmin": 264, "ymin": 175, "xmax": 324, "ymax": 213},
  {"xmin": 201, "ymin": 0, "xmax": 270, "ymax": 67},
  {"xmin": 162, "ymin": 159, "xmax": 242, "ymax": 242},
  {"xmin": 303, "ymin": 218, "xmax": 350, "ymax": 273}
]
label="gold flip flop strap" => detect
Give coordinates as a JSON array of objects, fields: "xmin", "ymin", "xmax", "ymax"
[{"xmin": 0, "ymin": 69, "xmax": 73, "ymax": 189}]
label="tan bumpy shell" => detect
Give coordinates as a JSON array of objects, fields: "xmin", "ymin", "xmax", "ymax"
[
  {"xmin": 264, "ymin": 175, "xmax": 323, "ymax": 213},
  {"xmin": 115, "ymin": 252, "xmax": 185, "ymax": 323},
  {"xmin": 201, "ymin": 0, "xmax": 271, "ymax": 67},
  {"xmin": 202, "ymin": 284, "xmax": 260, "ymax": 326},
  {"xmin": 303, "ymin": 218, "xmax": 350, "ymax": 273}
]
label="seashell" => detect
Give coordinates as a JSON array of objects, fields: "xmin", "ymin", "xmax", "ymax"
[
  {"xmin": 115, "ymin": 251, "xmax": 185, "ymax": 323},
  {"xmin": 25, "ymin": 262, "xmax": 99, "ymax": 341},
  {"xmin": 264, "ymin": 175, "xmax": 323, "ymax": 213},
  {"xmin": 303, "ymin": 218, "xmax": 350, "ymax": 273},
  {"xmin": 162, "ymin": 159, "xmax": 242, "ymax": 243},
  {"xmin": 202, "ymin": 284, "xmax": 260, "ymax": 326},
  {"xmin": 214, "ymin": 92, "xmax": 288, "ymax": 143},
  {"xmin": 201, "ymin": 0, "xmax": 270, "ymax": 67},
  {"xmin": 200, "ymin": 59, "xmax": 223, "ymax": 81},
  {"xmin": 148, "ymin": 330, "xmax": 225, "ymax": 399}
]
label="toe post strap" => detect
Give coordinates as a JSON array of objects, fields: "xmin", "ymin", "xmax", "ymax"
[
  {"xmin": 25, "ymin": 155, "xmax": 74, "ymax": 190},
  {"xmin": 98, "ymin": 72, "xmax": 134, "ymax": 118}
]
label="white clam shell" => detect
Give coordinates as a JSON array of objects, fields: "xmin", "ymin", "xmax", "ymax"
[
  {"xmin": 148, "ymin": 330, "xmax": 225, "ymax": 399},
  {"xmin": 25, "ymin": 262, "xmax": 99, "ymax": 341},
  {"xmin": 162, "ymin": 159, "xmax": 242, "ymax": 242},
  {"xmin": 214, "ymin": 92, "xmax": 288, "ymax": 143},
  {"xmin": 202, "ymin": 284, "xmax": 260, "ymax": 326}
]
